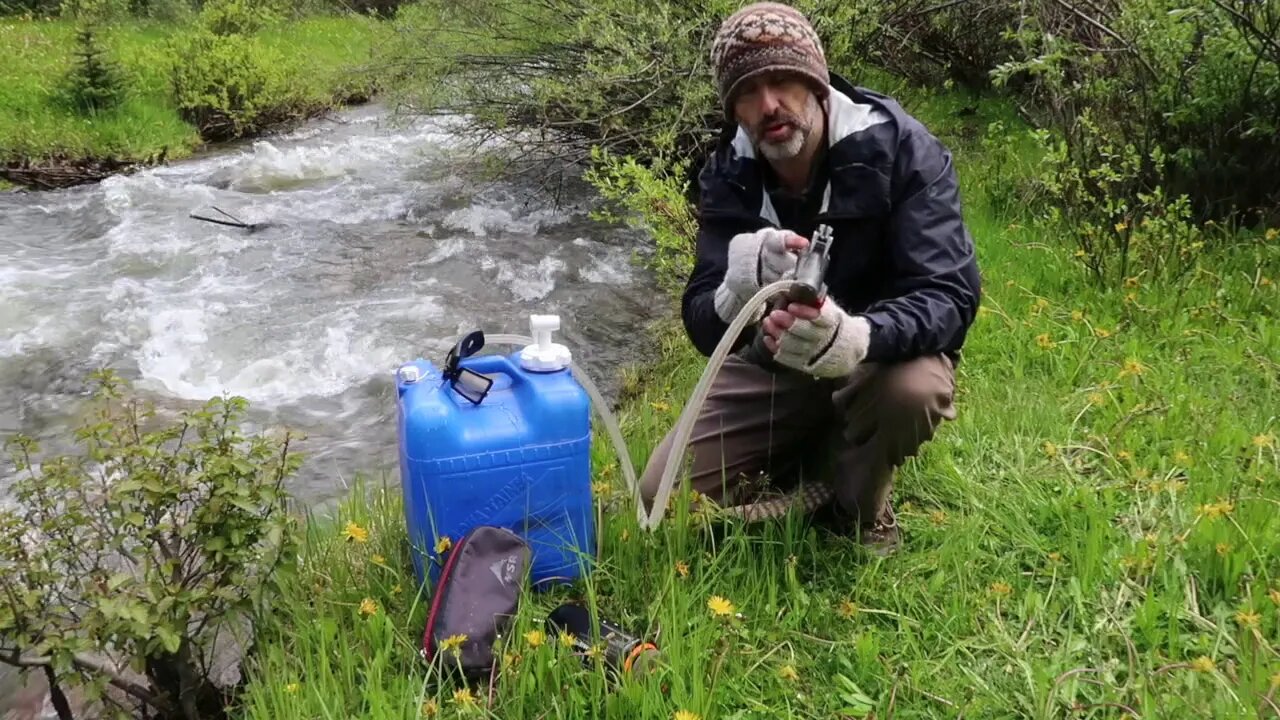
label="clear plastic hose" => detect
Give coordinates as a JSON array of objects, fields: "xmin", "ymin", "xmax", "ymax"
[
  {"xmin": 635, "ymin": 279, "xmax": 793, "ymax": 530},
  {"xmin": 466, "ymin": 280, "xmax": 792, "ymax": 531}
]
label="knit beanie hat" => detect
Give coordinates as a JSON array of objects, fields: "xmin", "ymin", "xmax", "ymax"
[{"xmin": 710, "ymin": 2, "xmax": 830, "ymax": 121}]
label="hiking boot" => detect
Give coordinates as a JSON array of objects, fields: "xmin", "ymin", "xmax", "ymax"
[
  {"xmin": 855, "ymin": 503, "xmax": 900, "ymax": 557},
  {"xmin": 812, "ymin": 500, "xmax": 901, "ymax": 556}
]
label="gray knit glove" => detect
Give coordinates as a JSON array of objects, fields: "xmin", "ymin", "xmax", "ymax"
[
  {"xmin": 773, "ymin": 300, "xmax": 872, "ymax": 378},
  {"xmin": 713, "ymin": 228, "xmax": 799, "ymax": 323}
]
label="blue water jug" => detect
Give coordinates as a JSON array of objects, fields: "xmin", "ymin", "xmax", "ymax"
[{"xmin": 396, "ymin": 315, "xmax": 595, "ymax": 590}]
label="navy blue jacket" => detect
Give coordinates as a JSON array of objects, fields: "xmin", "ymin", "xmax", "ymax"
[{"xmin": 682, "ymin": 74, "xmax": 982, "ymax": 365}]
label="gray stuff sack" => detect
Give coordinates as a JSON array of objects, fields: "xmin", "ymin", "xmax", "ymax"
[{"xmin": 420, "ymin": 525, "xmax": 531, "ymax": 677}]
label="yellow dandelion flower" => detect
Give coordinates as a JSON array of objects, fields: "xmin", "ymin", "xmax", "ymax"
[
  {"xmin": 1114, "ymin": 221, "xmax": 1128, "ymax": 233},
  {"xmin": 452, "ymin": 687, "xmax": 476, "ymax": 707},
  {"xmin": 1266, "ymin": 228, "xmax": 1278, "ymax": 242},
  {"xmin": 779, "ymin": 664, "xmax": 799, "ymax": 681},
  {"xmin": 707, "ymin": 595, "xmax": 735, "ymax": 617},
  {"xmin": 441, "ymin": 633, "xmax": 468, "ymax": 653},
  {"xmin": 1119, "ymin": 358, "xmax": 1146, "ymax": 377},
  {"xmin": 1200, "ymin": 501, "xmax": 1234, "ymax": 520},
  {"xmin": 1087, "ymin": 392, "xmax": 1105, "ymax": 406},
  {"xmin": 1042, "ymin": 441, "xmax": 1058, "ymax": 458},
  {"xmin": 1033, "ymin": 297, "xmax": 1050, "ymax": 312},
  {"xmin": 1190, "ymin": 656, "xmax": 1215, "ymax": 673},
  {"xmin": 434, "ymin": 536, "xmax": 452, "ymax": 554},
  {"xmin": 359, "ymin": 598, "xmax": 377, "ymax": 616},
  {"xmin": 1094, "ymin": 327, "xmax": 1112, "ymax": 338},
  {"xmin": 1048, "ymin": 552, "xmax": 1062, "ymax": 563},
  {"xmin": 1071, "ymin": 310, "xmax": 1084, "ymax": 322},
  {"xmin": 673, "ymin": 711, "xmax": 701, "ymax": 720},
  {"xmin": 1074, "ymin": 249, "xmax": 1087, "ymax": 258},
  {"xmin": 1216, "ymin": 543, "xmax": 1231, "ymax": 556},
  {"xmin": 285, "ymin": 682, "xmax": 300, "ymax": 694},
  {"xmin": 592, "ymin": 480, "xmax": 614, "ymax": 498},
  {"xmin": 343, "ymin": 521, "xmax": 369, "ymax": 543},
  {"xmin": 421, "ymin": 699, "xmax": 438, "ymax": 717},
  {"xmin": 1117, "ymin": 450, "xmax": 1132, "ymax": 461},
  {"xmin": 990, "ymin": 582, "xmax": 1013, "ymax": 597},
  {"xmin": 503, "ymin": 651, "xmax": 521, "ymax": 668},
  {"xmin": 675, "ymin": 560, "xmax": 690, "ymax": 578},
  {"xmin": 1036, "ymin": 333, "xmax": 1054, "ymax": 349},
  {"xmin": 1235, "ymin": 610, "xmax": 1261, "ymax": 628},
  {"xmin": 838, "ymin": 599, "xmax": 858, "ymax": 618},
  {"xmin": 1173, "ymin": 450, "xmax": 1192, "ymax": 466},
  {"xmin": 1167, "ymin": 479, "xmax": 1186, "ymax": 493},
  {"xmin": 524, "ymin": 629, "xmax": 545, "ymax": 648},
  {"xmin": 1269, "ymin": 589, "xmax": 1280, "ymax": 606},
  {"xmin": 650, "ymin": 401, "xmax": 670, "ymax": 412},
  {"xmin": 372, "ymin": 554, "xmax": 386, "ymax": 565},
  {"xmin": 929, "ymin": 510, "xmax": 947, "ymax": 525},
  {"xmin": 586, "ymin": 644, "xmax": 604, "ymax": 662},
  {"xmin": 1124, "ymin": 276, "xmax": 1140, "ymax": 288},
  {"xmin": 558, "ymin": 631, "xmax": 576, "ymax": 649},
  {"xmin": 1253, "ymin": 434, "xmax": 1274, "ymax": 448}
]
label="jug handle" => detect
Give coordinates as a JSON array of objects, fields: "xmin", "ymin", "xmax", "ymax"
[{"xmin": 455, "ymin": 354, "xmax": 525, "ymax": 386}]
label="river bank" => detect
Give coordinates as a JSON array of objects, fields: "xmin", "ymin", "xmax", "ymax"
[{"xmin": 0, "ymin": 13, "xmax": 385, "ymax": 190}]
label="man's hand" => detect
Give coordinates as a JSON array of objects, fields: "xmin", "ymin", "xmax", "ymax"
[
  {"xmin": 713, "ymin": 228, "xmax": 808, "ymax": 323},
  {"xmin": 762, "ymin": 299, "xmax": 872, "ymax": 378}
]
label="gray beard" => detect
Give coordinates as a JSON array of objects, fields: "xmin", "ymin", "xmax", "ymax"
[{"xmin": 758, "ymin": 128, "xmax": 807, "ymax": 160}]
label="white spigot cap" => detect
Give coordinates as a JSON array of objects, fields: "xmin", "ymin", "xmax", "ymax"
[{"xmin": 519, "ymin": 314, "xmax": 572, "ymax": 372}]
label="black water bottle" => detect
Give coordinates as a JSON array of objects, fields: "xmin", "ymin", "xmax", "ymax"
[{"xmin": 546, "ymin": 602, "xmax": 662, "ymax": 676}]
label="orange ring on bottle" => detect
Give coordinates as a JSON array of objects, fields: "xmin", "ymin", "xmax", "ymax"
[{"xmin": 623, "ymin": 642, "xmax": 658, "ymax": 673}]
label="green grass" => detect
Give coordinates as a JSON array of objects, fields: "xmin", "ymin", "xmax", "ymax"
[
  {"xmin": 236, "ymin": 86, "xmax": 1280, "ymax": 719},
  {"xmin": 0, "ymin": 14, "xmax": 385, "ymax": 167}
]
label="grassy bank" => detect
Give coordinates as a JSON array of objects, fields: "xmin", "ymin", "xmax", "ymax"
[
  {"xmin": 237, "ymin": 83, "xmax": 1280, "ymax": 718},
  {"xmin": 0, "ymin": 12, "xmax": 384, "ymax": 186}
]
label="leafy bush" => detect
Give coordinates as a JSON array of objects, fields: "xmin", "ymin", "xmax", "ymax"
[
  {"xmin": 585, "ymin": 147, "xmax": 697, "ymax": 296},
  {"xmin": 195, "ymin": 0, "xmax": 282, "ymax": 36},
  {"xmin": 994, "ymin": 0, "xmax": 1280, "ymax": 232},
  {"xmin": 0, "ymin": 369, "xmax": 302, "ymax": 720},
  {"xmin": 855, "ymin": 0, "xmax": 1022, "ymax": 88}
]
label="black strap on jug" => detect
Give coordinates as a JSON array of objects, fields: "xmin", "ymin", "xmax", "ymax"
[{"xmin": 442, "ymin": 330, "xmax": 493, "ymax": 405}]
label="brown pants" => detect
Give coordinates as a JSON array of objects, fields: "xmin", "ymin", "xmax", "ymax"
[{"xmin": 638, "ymin": 352, "xmax": 958, "ymax": 524}]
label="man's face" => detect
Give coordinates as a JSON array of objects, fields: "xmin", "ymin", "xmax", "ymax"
[{"xmin": 732, "ymin": 71, "xmax": 822, "ymax": 161}]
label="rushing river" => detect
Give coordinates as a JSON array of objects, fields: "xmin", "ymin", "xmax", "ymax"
[{"xmin": 0, "ymin": 104, "xmax": 664, "ymax": 515}]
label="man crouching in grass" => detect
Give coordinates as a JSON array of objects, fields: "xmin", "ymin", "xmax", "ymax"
[{"xmin": 639, "ymin": 2, "xmax": 982, "ymax": 556}]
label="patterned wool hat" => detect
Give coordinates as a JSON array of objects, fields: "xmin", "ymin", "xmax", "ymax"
[{"xmin": 710, "ymin": 2, "xmax": 830, "ymax": 121}]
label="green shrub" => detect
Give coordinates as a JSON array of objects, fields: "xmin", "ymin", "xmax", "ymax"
[
  {"xmin": 585, "ymin": 147, "xmax": 697, "ymax": 296},
  {"xmin": 166, "ymin": 26, "xmax": 300, "ymax": 141},
  {"xmin": 0, "ymin": 369, "xmax": 302, "ymax": 720},
  {"xmin": 196, "ymin": 0, "xmax": 282, "ymax": 36},
  {"xmin": 993, "ymin": 0, "xmax": 1280, "ymax": 231},
  {"xmin": 857, "ymin": 0, "xmax": 1022, "ymax": 88}
]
